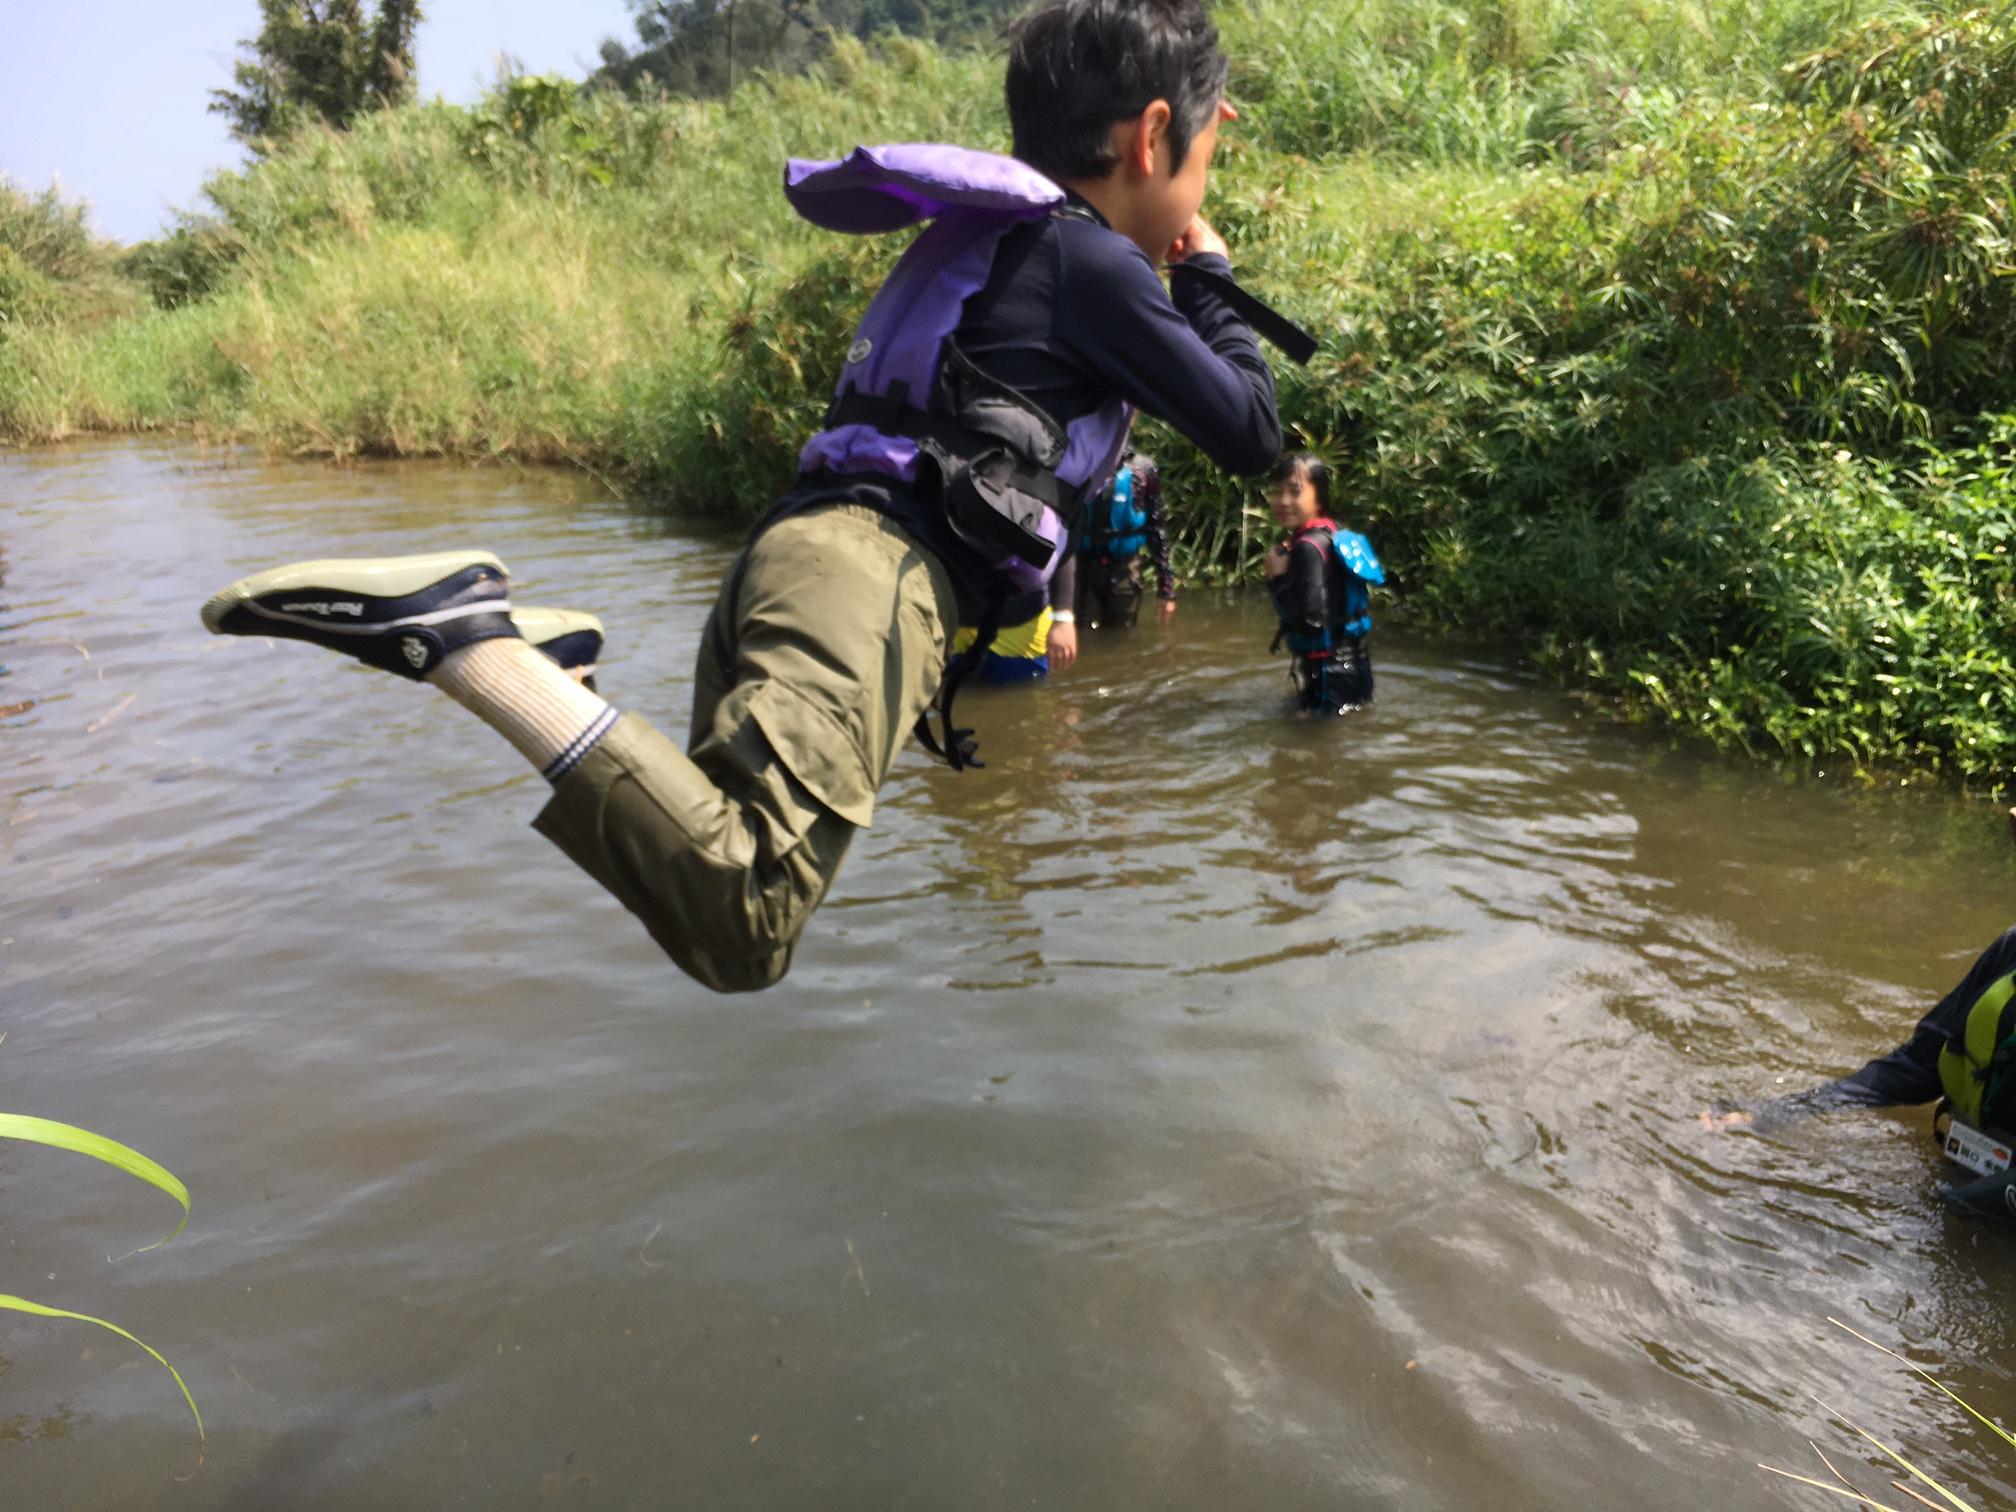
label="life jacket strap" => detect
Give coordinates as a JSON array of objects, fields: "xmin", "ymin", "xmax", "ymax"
[
  {"xmin": 824, "ymin": 390, "xmax": 1071, "ymax": 513},
  {"xmin": 1985, "ymin": 1033, "xmax": 2016, "ymax": 1126},
  {"xmin": 913, "ymin": 592, "xmax": 1006, "ymax": 772},
  {"xmin": 824, "ymin": 341, "xmax": 1072, "ymax": 502}
]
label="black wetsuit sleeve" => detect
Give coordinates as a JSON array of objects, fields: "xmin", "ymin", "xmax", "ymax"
[
  {"xmin": 1270, "ymin": 536, "xmax": 1330, "ymax": 635},
  {"xmin": 1055, "ymin": 235, "xmax": 1280, "ymax": 476},
  {"xmin": 1143, "ymin": 465, "xmax": 1175, "ymax": 600},
  {"xmin": 1049, "ymin": 549, "xmax": 1077, "ymax": 614},
  {"xmin": 1758, "ymin": 1041, "xmax": 1947, "ymax": 1125},
  {"xmin": 1744, "ymin": 926, "xmax": 2016, "ymax": 1126},
  {"xmin": 1821, "ymin": 1032, "xmax": 1949, "ymax": 1107},
  {"xmin": 1741, "ymin": 1035, "xmax": 1944, "ymax": 1130}
]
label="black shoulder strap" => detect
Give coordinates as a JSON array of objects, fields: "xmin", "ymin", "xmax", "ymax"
[
  {"xmin": 826, "ymin": 345, "xmax": 1074, "ymax": 513},
  {"xmin": 827, "ymin": 388, "xmax": 1067, "ymax": 505},
  {"xmin": 1169, "ymin": 263, "xmax": 1320, "ymax": 366},
  {"xmin": 1052, "ymin": 200, "xmax": 1319, "ymax": 365},
  {"xmin": 912, "ymin": 591, "xmax": 1005, "ymax": 772}
]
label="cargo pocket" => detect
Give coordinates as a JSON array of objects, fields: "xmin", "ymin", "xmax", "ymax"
[
  {"xmin": 745, "ymin": 678, "xmax": 877, "ymax": 830},
  {"xmin": 669, "ymin": 675, "xmax": 869, "ymax": 872}
]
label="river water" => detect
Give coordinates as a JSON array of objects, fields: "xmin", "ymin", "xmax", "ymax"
[{"xmin": 3, "ymin": 440, "xmax": 2014, "ymax": 1510}]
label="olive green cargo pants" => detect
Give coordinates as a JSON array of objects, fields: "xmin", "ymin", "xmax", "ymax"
[{"xmin": 533, "ymin": 504, "xmax": 954, "ymax": 993}]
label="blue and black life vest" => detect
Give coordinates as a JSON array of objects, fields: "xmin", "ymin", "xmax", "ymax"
[
  {"xmin": 1082, "ymin": 458, "xmax": 1150, "ymax": 558},
  {"xmin": 1274, "ymin": 518, "xmax": 1384, "ymax": 657}
]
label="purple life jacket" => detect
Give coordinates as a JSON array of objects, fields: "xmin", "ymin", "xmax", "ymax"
[{"xmin": 785, "ymin": 144, "xmax": 1134, "ymax": 594}]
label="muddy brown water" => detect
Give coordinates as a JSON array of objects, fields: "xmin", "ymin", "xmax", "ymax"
[{"xmin": 4, "ymin": 440, "xmax": 2015, "ymax": 1510}]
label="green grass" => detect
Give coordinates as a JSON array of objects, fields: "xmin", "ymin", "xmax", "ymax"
[{"xmin": 5, "ymin": 3, "xmax": 2016, "ymax": 785}]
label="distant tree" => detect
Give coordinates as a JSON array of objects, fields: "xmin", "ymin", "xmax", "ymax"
[
  {"xmin": 592, "ymin": 0, "xmax": 1017, "ymax": 98},
  {"xmin": 595, "ymin": 0, "xmax": 820, "ymax": 98},
  {"xmin": 209, "ymin": 0, "xmax": 424, "ymax": 145}
]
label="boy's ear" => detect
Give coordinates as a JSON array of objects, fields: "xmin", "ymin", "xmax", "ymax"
[{"xmin": 1126, "ymin": 99, "xmax": 1173, "ymax": 178}]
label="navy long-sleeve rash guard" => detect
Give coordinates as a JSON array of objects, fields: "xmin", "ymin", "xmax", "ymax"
[
  {"xmin": 781, "ymin": 195, "xmax": 1281, "ymax": 617},
  {"xmin": 1757, "ymin": 926, "xmax": 2016, "ymax": 1125},
  {"xmin": 957, "ymin": 204, "xmax": 1281, "ymax": 478}
]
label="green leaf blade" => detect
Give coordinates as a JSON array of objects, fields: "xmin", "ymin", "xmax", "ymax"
[
  {"xmin": 0, "ymin": 1293, "xmax": 204, "ymax": 1443},
  {"xmin": 0, "ymin": 1112, "xmax": 190, "ymax": 1251}
]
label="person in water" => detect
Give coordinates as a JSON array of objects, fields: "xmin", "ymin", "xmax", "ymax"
[
  {"xmin": 950, "ymin": 551, "xmax": 1082, "ymax": 683},
  {"xmin": 953, "ymin": 445, "xmax": 1176, "ymax": 677},
  {"xmin": 1077, "ymin": 449, "xmax": 1177, "ymax": 629},
  {"xmin": 1703, "ymin": 919, "xmax": 2016, "ymax": 1217},
  {"xmin": 1263, "ymin": 452, "xmax": 1382, "ymax": 714},
  {"xmin": 196, "ymin": 0, "xmax": 1281, "ymax": 994}
]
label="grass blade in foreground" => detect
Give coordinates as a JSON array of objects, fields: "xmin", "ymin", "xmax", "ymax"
[
  {"xmin": 1756, "ymin": 1463, "xmax": 1911, "ymax": 1511},
  {"xmin": 1829, "ymin": 1318, "xmax": 2016, "ymax": 1453},
  {"xmin": 1, "ymin": 1104, "xmax": 202, "ymax": 1450},
  {"xmin": 0, "ymin": 1295, "xmax": 205, "ymax": 1443},
  {"xmin": 1796, "ymin": 1393, "xmax": 1979, "ymax": 1512},
  {"xmin": 1762, "ymin": 1321, "xmax": 2011, "ymax": 1511},
  {"xmin": 0, "ymin": 1112, "xmax": 190, "ymax": 1251}
]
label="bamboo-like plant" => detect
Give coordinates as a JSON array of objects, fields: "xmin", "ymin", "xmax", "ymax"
[{"xmin": 7, "ymin": 0, "xmax": 2016, "ymax": 783}]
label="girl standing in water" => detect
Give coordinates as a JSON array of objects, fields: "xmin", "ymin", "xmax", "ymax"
[{"xmin": 1264, "ymin": 452, "xmax": 1383, "ymax": 713}]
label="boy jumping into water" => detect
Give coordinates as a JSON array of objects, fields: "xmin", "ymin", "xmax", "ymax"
[{"xmin": 199, "ymin": 0, "xmax": 1281, "ymax": 993}]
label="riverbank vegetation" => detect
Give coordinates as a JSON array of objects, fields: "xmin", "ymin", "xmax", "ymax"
[{"xmin": 2, "ymin": 0, "xmax": 2013, "ymax": 786}]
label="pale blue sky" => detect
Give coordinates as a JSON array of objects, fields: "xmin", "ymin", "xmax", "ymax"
[{"xmin": 2, "ymin": 0, "xmax": 641, "ymax": 243}]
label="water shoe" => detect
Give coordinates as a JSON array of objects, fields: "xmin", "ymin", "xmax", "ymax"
[
  {"xmin": 512, "ymin": 606, "xmax": 605, "ymax": 684},
  {"xmin": 200, "ymin": 550, "xmax": 517, "ymax": 679}
]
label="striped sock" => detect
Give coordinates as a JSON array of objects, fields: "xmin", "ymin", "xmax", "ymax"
[{"xmin": 429, "ymin": 636, "xmax": 616, "ymax": 781}]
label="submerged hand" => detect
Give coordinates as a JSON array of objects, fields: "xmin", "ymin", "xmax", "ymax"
[
  {"xmin": 1165, "ymin": 215, "xmax": 1229, "ymax": 265},
  {"xmin": 1698, "ymin": 1108, "xmax": 1754, "ymax": 1132},
  {"xmin": 1158, "ymin": 597, "xmax": 1178, "ymax": 622}
]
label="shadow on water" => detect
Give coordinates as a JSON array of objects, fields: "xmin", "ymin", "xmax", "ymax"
[{"xmin": 3, "ymin": 440, "xmax": 2015, "ymax": 1510}]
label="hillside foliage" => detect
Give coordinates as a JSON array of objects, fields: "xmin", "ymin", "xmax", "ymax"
[{"xmin": 4, "ymin": 0, "xmax": 2015, "ymax": 784}]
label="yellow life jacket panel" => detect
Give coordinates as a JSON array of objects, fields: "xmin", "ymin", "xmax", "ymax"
[{"xmin": 1936, "ymin": 969, "xmax": 2016, "ymax": 1130}]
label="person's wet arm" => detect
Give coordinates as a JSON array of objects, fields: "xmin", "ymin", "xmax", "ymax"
[
  {"xmin": 1048, "ymin": 550, "xmax": 1078, "ymax": 615},
  {"xmin": 1047, "ymin": 549, "xmax": 1079, "ymax": 669},
  {"xmin": 1708, "ymin": 926, "xmax": 2016, "ymax": 1129},
  {"xmin": 1763, "ymin": 1026, "xmax": 1948, "ymax": 1123}
]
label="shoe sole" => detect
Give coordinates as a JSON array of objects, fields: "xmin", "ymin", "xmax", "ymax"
[{"xmin": 201, "ymin": 550, "xmax": 510, "ymax": 637}]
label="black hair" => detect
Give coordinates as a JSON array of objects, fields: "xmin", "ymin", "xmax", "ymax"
[
  {"xmin": 1006, "ymin": 0, "xmax": 1229, "ymax": 182},
  {"xmin": 1271, "ymin": 451, "xmax": 1330, "ymax": 512}
]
